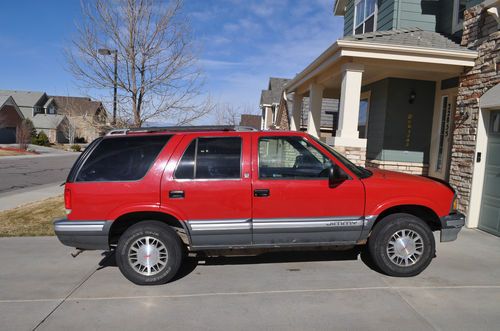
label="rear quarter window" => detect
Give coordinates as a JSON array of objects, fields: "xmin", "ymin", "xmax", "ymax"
[{"xmin": 76, "ymin": 135, "xmax": 171, "ymax": 182}]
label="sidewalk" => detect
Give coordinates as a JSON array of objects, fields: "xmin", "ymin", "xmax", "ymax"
[{"xmin": 0, "ymin": 183, "xmax": 64, "ymax": 212}]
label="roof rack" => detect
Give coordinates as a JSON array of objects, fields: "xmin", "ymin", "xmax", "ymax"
[{"xmin": 105, "ymin": 125, "xmax": 259, "ymax": 136}]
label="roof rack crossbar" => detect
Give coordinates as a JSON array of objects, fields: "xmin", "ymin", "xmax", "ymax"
[{"xmin": 105, "ymin": 125, "xmax": 258, "ymax": 136}]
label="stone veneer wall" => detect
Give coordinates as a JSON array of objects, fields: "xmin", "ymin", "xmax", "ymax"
[
  {"xmin": 449, "ymin": 3, "xmax": 500, "ymax": 214},
  {"xmin": 366, "ymin": 159, "xmax": 429, "ymax": 176},
  {"xmin": 332, "ymin": 146, "xmax": 366, "ymax": 167}
]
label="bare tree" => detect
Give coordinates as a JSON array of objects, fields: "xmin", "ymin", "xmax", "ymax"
[
  {"xmin": 214, "ymin": 103, "xmax": 260, "ymax": 126},
  {"xmin": 214, "ymin": 103, "xmax": 241, "ymax": 126},
  {"xmin": 16, "ymin": 119, "xmax": 35, "ymax": 150},
  {"xmin": 67, "ymin": 0, "xmax": 212, "ymax": 127}
]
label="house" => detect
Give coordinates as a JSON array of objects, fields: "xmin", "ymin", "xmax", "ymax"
[
  {"xmin": 0, "ymin": 90, "xmax": 69, "ymax": 143},
  {"xmin": 259, "ymin": 77, "xmax": 339, "ymax": 136},
  {"xmin": 51, "ymin": 96, "xmax": 108, "ymax": 143},
  {"xmin": 0, "ymin": 90, "xmax": 109, "ymax": 144},
  {"xmin": 282, "ymin": 0, "xmax": 499, "ymax": 235},
  {"xmin": 239, "ymin": 114, "xmax": 262, "ymax": 130},
  {"xmin": 0, "ymin": 96, "xmax": 23, "ymax": 143}
]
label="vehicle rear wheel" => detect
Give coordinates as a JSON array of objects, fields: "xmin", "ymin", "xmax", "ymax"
[
  {"xmin": 368, "ymin": 213, "xmax": 435, "ymax": 277},
  {"xmin": 116, "ymin": 221, "xmax": 183, "ymax": 285}
]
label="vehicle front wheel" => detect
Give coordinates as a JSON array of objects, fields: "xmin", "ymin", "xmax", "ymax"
[
  {"xmin": 368, "ymin": 213, "xmax": 435, "ymax": 277},
  {"xmin": 116, "ymin": 221, "xmax": 183, "ymax": 285}
]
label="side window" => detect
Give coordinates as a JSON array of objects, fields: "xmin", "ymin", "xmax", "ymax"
[
  {"xmin": 259, "ymin": 136, "xmax": 332, "ymax": 179},
  {"xmin": 76, "ymin": 135, "xmax": 171, "ymax": 182},
  {"xmin": 174, "ymin": 137, "xmax": 242, "ymax": 180}
]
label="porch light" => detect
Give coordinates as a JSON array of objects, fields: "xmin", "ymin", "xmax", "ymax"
[{"xmin": 409, "ymin": 90, "xmax": 416, "ymax": 104}]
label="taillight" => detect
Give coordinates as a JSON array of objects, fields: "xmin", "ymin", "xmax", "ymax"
[{"xmin": 64, "ymin": 187, "xmax": 72, "ymax": 214}]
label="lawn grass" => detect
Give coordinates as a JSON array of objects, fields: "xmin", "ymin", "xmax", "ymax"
[{"xmin": 0, "ymin": 196, "xmax": 64, "ymax": 237}]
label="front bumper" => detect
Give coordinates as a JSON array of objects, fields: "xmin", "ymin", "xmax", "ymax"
[
  {"xmin": 440, "ymin": 212, "xmax": 466, "ymax": 242},
  {"xmin": 53, "ymin": 218, "xmax": 111, "ymax": 250}
]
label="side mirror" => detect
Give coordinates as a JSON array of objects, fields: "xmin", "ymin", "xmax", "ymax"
[{"xmin": 329, "ymin": 164, "xmax": 348, "ymax": 188}]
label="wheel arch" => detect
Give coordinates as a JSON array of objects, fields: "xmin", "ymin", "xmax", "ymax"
[
  {"xmin": 371, "ymin": 204, "xmax": 442, "ymax": 233},
  {"xmin": 108, "ymin": 211, "xmax": 191, "ymax": 247}
]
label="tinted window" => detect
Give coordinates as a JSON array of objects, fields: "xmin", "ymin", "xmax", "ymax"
[
  {"xmin": 259, "ymin": 136, "xmax": 331, "ymax": 179},
  {"xmin": 174, "ymin": 137, "xmax": 241, "ymax": 179},
  {"xmin": 174, "ymin": 140, "xmax": 196, "ymax": 179},
  {"xmin": 76, "ymin": 135, "xmax": 170, "ymax": 182}
]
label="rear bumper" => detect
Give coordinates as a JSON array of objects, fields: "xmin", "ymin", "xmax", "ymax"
[
  {"xmin": 53, "ymin": 219, "xmax": 111, "ymax": 250},
  {"xmin": 440, "ymin": 212, "xmax": 466, "ymax": 242}
]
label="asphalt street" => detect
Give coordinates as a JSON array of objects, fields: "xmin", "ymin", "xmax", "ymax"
[
  {"xmin": 1, "ymin": 229, "xmax": 499, "ymax": 331},
  {"xmin": 0, "ymin": 154, "xmax": 78, "ymax": 195}
]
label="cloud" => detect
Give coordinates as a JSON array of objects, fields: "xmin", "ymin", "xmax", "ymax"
[{"xmin": 185, "ymin": 0, "xmax": 345, "ymax": 114}]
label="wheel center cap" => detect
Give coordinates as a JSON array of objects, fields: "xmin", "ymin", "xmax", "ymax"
[
  {"xmin": 394, "ymin": 237, "xmax": 416, "ymax": 258},
  {"xmin": 137, "ymin": 244, "xmax": 159, "ymax": 266}
]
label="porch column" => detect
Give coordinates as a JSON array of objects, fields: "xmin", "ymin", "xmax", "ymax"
[
  {"xmin": 332, "ymin": 63, "xmax": 366, "ymax": 147},
  {"xmin": 306, "ymin": 83, "xmax": 324, "ymax": 138},
  {"xmin": 290, "ymin": 93, "xmax": 303, "ymax": 131}
]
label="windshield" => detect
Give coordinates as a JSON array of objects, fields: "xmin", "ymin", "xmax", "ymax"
[{"xmin": 309, "ymin": 135, "xmax": 372, "ymax": 179}]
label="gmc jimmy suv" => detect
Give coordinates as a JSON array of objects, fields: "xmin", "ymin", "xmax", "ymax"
[{"xmin": 54, "ymin": 126, "xmax": 465, "ymax": 285}]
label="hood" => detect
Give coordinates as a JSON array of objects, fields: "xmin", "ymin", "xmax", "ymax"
[{"xmin": 365, "ymin": 167, "xmax": 452, "ymax": 190}]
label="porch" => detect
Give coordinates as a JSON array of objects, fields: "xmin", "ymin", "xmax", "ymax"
[{"xmin": 286, "ymin": 29, "xmax": 477, "ymax": 179}]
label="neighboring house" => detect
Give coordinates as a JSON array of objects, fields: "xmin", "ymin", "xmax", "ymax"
[
  {"xmin": 260, "ymin": 78, "xmax": 290, "ymax": 130},
  {"xmin": 239, "ymin": 114, "xmax": 262, "ymax": 130},
  {"xmin": 284, "ymin": 0, "xmax": 499, "ymax": 235},
  {"xmin": 31, "ymin": 114, "xmax": 69, "ymax": 143},
  {"xmin": 0, "ymin": 96, "xmax": 23, "ymax": 143},
  {"xmin": 51, "ymin": 96, "xmax": 108, "ymax": 143},
  {"xmin": 0, "ymin": 90, "xmax": 68, "ymax": 143},
  {"xmin": 260, "ymin": 77, "xmax": 339, "ymax": 137}
]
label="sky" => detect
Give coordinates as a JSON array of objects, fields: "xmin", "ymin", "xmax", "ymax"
[{"xmin": 0, "ymin": 0, "xmax": 344, "ymax": 122}]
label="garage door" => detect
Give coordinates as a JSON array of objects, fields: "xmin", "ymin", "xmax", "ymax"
[
  {"xmin": 0, "ymin": 127, "xmax": 16, "ymax": 143},
  {"xmin": 479, "ymin": 111, "xmax": 500, "ymax": 236}
]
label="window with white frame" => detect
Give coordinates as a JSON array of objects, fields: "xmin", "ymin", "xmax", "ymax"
[
  {"xmin": 452, "ymin": 0, "xmax": 467, "ymax": 32},
  {"xmin": 354, "ymin": 0, "xmax": 377, "ymax": 35}
]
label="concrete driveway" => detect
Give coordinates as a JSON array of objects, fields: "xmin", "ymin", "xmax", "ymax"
[{"xmin": 1, "ymin": 229, "xmax": 499, "ymax": 331}]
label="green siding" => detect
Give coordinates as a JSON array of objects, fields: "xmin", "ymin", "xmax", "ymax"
[
  {"xmin": 341, "ymin": 0, "xmax": 483, "ymax": 38},
  {"xmin": 343, "ymin": 0, "xmax": 355, "ymax": 36},
  {"xmin": 362, "ymin": 79, "xmax": 389, "ymax": 160},
  {"xmin": 363, "ymin": 78, "xmax": 436, "ymax": 163},
  {"xmin": 395, "ymin": 0, "xmax": 438, "ymax": 31}
]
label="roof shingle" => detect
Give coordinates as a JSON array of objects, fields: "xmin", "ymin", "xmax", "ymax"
[{"xmin": 341, "ymin": 28, "xmax": 469, "ymax": 52}]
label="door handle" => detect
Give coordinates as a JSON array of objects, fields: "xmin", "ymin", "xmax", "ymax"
[
  {"xmin": 169, "ymin": 190, "xmax": 185, "ymax": 199},
  {"xmin": 254, "ymin": 189, "xmax": 270, "ymax": 197}
]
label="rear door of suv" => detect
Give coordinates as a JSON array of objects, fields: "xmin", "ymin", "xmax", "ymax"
[
  {"xmin": 251, "ymin": 132, "xmax": 365, "ymax": 245},
  {"xmin": 162, "ymin": 132, "xmax": 252, "ymax": 248},
  {"xmin": 67, "ymin": 133, "xmax": 177, "ymax": 221}
]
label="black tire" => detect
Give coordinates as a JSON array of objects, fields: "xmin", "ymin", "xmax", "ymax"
[
  {"xmin": 368, "ymin": 213, "xmax": 435, "ymax": 277},
  {"xmin": 116, "ymin": 221, "xmax": 183, "ymax": 285}
]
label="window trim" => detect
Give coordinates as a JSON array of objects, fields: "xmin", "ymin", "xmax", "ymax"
[
  {"xmin": 353, "ymin": 0, "xmax": 378, "ymax": 35},
  {"xmin": 452, "ymin": 0, "xmax": 466, "ymax": 33},
  {"xmin": 173, "ymin": 136, "xmax": 243, "ymax": 181},
  {"xmin": 359, "ymin": 91, "xmax": 371, "ymax": 139},
  {"xmin": 74, "ymin": 135, "xmax": 172, "ymax": 183},
  {"xmin": 257, "ymin": 136, "xmax": 333, "ymax": 181}
]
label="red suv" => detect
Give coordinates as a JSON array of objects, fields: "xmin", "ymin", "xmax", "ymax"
[{"xmin": 54, "ymin": 126, "xmax": 465, "ymax": 285}]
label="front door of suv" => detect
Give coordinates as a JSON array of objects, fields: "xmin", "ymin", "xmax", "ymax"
[
  {"xmin": 251, "ymin": 133, "xmax": 365, "ymax": 245},
  {"xmin": 162, "ymin": 133, "xmax": 252, "ymax": 248}
]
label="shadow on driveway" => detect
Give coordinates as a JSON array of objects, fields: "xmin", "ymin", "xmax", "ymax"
[{"xmin": 97, "ymin": 246, "xmax": 380, "ymax": 282}]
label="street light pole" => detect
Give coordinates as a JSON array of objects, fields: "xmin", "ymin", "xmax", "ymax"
[
  {"xmin": 98, "ymin": 48, "xmax": 118, "ymax": 125},
  {"xmin": 113, "ymin": 50, "xmax": 117, "ymax": 125}
]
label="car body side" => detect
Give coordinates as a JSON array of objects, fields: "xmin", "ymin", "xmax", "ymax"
[{"xmin": 57, "ymin": 130, "xmax": 461, "ymax": 252}]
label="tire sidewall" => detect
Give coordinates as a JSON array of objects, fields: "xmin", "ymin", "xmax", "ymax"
[
  {"xmin": 117, "ymin": 222, "xmax": 182, "ymax": 285},
  {"xmin": 369, "ymin": 214, "xmax": 435, "ymax": 277}
]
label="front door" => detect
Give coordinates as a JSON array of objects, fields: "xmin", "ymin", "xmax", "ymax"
[
  {"xmin": 162, "ymin": 133, "xmax": 252, "ymax": 248},
  {"xmin": 430, "ymin": 93, "xmax": 456, "ymax": 180},
  {"xmin": 251, "ymin": 134, "xmax": 365, "ymax": 245},
  {"xmin": 479, "ymin": 111, "xmax": 500, "ymax": 236}
]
